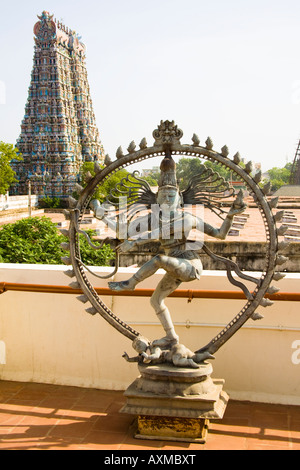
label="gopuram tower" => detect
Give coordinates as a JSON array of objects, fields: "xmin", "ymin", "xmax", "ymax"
[{"xmin": 13, "ymin": 11, "xmax": 105, "ymax": 198}]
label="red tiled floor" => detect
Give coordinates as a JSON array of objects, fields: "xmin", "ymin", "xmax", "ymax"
[{"xmin": 0, "ymin": 380, "xmax": 299, "ymax": 450}]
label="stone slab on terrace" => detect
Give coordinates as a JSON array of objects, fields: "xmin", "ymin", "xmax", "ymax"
[{"xmin": 0, "ymin": 380, "xmax": 299, "ymax": 450}]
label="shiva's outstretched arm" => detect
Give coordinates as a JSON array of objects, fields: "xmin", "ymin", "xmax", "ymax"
[{"xmin": 197, "ymin": 191, "xmax": 247, "ymax": 240}]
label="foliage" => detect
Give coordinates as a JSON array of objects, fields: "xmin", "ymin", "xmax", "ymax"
[
  {"xmin": 0, "ymin": 216, "xmax": 115, "ymax": 266},
  {"xmin": 176, "ymin": 157, "xmax": 233, "ymax": 190},
  {"xmin": 204, "ymin": 160, "xmax": 235, "ymax": 181},
  {"xmin": 39, "ymin": 196, "xmax": 62, "ymax": 209},
  {"xmin": 267, "ymin": 163, "xmax": 292, "ymax": 191},
  {"xmin": 79, "ymin": 162, "xmax": 136, "ymax": 204},
  {"xmin": 78, "ymin": 229, "xmax": 115, "ymax": 267},
  {"xmin": 0, "ymin": 216, "xmax": 64, "ymax": 264},
  {"xmin": 141, "ymin": 168, "xmax": 160, "ymax": 187},
  {"xmin": 79, "ymin": 157, "xmax": 240, "ymax": 201},
  {"xmin": 142, "ymin": 175, "xmax": 159, "ymax": 186},
  {"xmin": 0, "ymin": 142, "xmax": 22, "ymax": 195},
  {"xmin": 175, "ymin": 157, "xmax": 293, "ymax": 193}
]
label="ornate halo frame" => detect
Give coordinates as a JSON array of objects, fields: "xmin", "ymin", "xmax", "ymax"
[{"xmin": 62, "ymin": 121, "xmax": 289, "ymax": 356}]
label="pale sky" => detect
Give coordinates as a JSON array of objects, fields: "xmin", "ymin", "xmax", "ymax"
[{"xmin": 1, "ymin": 0, "xmax": 300, "ymax": 172}]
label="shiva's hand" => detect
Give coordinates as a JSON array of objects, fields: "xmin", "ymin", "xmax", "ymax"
[
  {"xmin": 228, "ymin": 190, "xmax": 247, "ymax": 218},
  {"xmin": 116, "ymin": 240, "xmax": 135, "ymax": 253}
]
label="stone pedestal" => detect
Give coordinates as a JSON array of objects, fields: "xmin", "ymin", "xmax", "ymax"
[{"xmin": 121, "ymin": 362, "xmax": 228, "ymax": 443}]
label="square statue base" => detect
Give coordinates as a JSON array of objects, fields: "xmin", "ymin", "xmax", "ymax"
[
  {"xmin": 121, "ymin": 362, "xmax": 229, "ymax": 443},
  {"xmin": 134, "ymin": 416, "xmax": 210, "ymax": 443}
]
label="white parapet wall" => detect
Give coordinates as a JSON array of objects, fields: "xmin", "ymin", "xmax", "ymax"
[
  {"xmin": 0, "ymin": 194, "xmax": 39, "ymax": 211},
  {"xmin": 0, "ymin": 263, "xmax": 300, "ymax": 405}
]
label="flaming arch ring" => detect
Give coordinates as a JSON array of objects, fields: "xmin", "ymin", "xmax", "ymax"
[{"xmin": 61, "ymin": 122, "xmax": 289, "ymax": 356}]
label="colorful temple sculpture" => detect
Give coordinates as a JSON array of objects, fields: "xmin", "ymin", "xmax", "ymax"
[{"xmin": 12, "ymin": 11, "xmax": 105, "ymax": 198}]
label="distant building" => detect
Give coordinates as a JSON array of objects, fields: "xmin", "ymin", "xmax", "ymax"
[
  {"xmin": 142, "ymin": 167, "xmax": 159, "ymax": 178},
  {"xmin": 273, "ymin": 185, "xmax": 300, "ymax": 197},
  {"xmin": 12, "ymin": 11, "xmax": 105, "ymax": 198}
]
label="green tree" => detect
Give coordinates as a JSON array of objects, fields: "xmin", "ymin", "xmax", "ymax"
[
  {"xmin": 143, "ymin": 175, "xmax": 159, "ymax": 186},
  {"xmin": 267, "ymin": 164, "xmax": 291, "ymax": 191},
  {"xmin": 0, "ymin": 142, "xmax": 22, "ymax": 195},
  {"xmin": 79, "ymin": 162, "xmax": 136, "ymax": 203},
  {"xmin": 176, "ymin": 157, "xmax": 232, "ymax": 190},
  {"xmin": 78, "ymin": 230, "xmax": 116, "ymax": 267},
  {"xmin": 39, "ymin": 196, "xmax": 62, "ymax": 209},
  {"xmin": 0, "ymin": 216, "xmax": 115, "ymax": 266},
  {"xmin": 0, "ymin": 216, "xmax": 65, "ymax": 264}
]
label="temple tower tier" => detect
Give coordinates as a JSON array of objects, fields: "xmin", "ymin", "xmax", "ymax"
[{"xmin": 13, "ymin": 11, "xmax": 105, "ymax": 198}]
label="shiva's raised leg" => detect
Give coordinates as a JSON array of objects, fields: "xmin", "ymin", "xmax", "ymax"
[
  {"xmin": 150, "ymin": 273, "xmax": 181, "ymax": 347},
  {"xmin": 108, "ymin": 254, "xmax": 195, "ymax": 292}
]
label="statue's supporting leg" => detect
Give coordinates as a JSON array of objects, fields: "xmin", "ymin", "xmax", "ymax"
[{"xmin": 150, "ymin": 273, "xmax": 181, "ymax": 346}]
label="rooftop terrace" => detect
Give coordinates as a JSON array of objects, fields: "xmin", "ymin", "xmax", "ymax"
[
  {"xmin": 1, "ymin": 197, "xmax": 300, "ymax": 451},
  {"xmin": 0, "ymin": 380, "xmax": 299, "ymax": 451}
]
